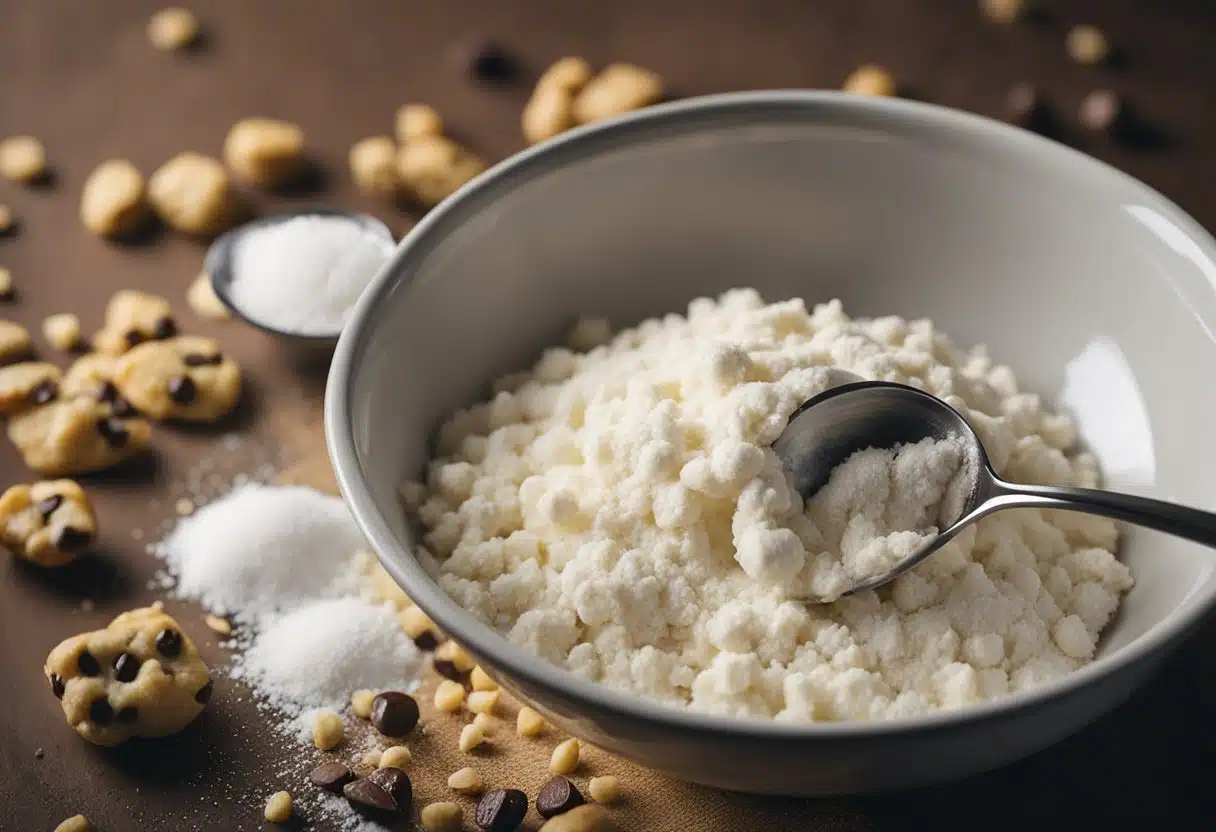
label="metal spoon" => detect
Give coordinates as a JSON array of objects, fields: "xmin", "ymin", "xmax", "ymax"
[
  {"xmin": 204, "ymin": 208, "xmax": 394, "ymax": 351},
  {"xmin": 773, "ymin": 380, "xmax": 1216, "ymax": 601}
]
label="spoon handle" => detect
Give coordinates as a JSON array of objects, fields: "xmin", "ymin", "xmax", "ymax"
[{"xmin": 989, "ymin": 479, "xmax": 1216, "ymax": 549}]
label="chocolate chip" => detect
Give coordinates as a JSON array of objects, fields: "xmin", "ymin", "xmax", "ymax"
[
  {"xmin": 155, "ymin": 628, "xmax": 183, "ymax": 657},
  {"xmin": 95, "ymin": 417, "xmax": 130, "ymax": 448},
  {"xmin": 370, "ymin": 691, "xmax": 419, "ymax": 737},
  {"xmin": 1080, "ymin": 89, "xmax": 1123, "ymax": 133},
  {"xmin": 195, "ymin": 680, "xmax": 213, "ymax": 704},
  {"xmin": 89, "ymin": 698, "xmax": 114, "ymax": 724},
  {"xmin": 113, "ymin": 652, "xmax": 141, "ymax": 683},
  {"xmin": 476, "ymin": 788, "xmax": 529, "ymax": 832},
  {"xmin": 167, "ymin": 375, "xmax": 196, "ymax": 405},
  {"xmin": 0, "ymin": 286, "xmax": 14, "ymax": 302},
  {"xmin": 536, "ymin": 776, "xmax": 585, "ymax": 819},
  {"xmin": 153, "ymin": 316, "xmax": 177, "ymax": 339},
  {"xmin": 54, "ymin": 526, "xmax": 93, "ymax": 552},
  {"xmin": 309, "ymin": 761, "xmax": 356, "ymax": 794},
  {"xmin": 124, "ymin": 330, "xmax": 145, "ymax": 347},
  {"xmin": 116, "ymin": 706, "xmax": 138, "ymax": 724},
  {"xmin": 412, "ymin": 630, "xmax": 440, "ymax": 651},
  {"xmin": 37, "ymin": 494, "xmax": 63, "ymax": 519},
  {"xmin": 29, "ymin": 379, "xmax": 58, "ymax": 406},
  {"xmin": 50, "ymin": 674, "xmax": 65, "ymax": 698},
  {"xmin": 183, "ymin": 352, "xmax": 223, "ymax": 366},
  {"xmin": 432, "ymin": 658, "xmax": 467, "ymax": 682},
  {"xmin": 98, "ymin": 380, "xmax": 119, "ymax": 403},
  {"xmin": 458, "ymin": 37, "xmax": 517, "ymax": 82},
  {"xmin": 367, "ymin": 767, "xmax": 413, "ymax": 810},
  {"xmin": 77, "ymin": 650, "xmax": 100, "ymax": 676},
  {"xmin": 343, "ymin": 778, "xmax": 398, "ymax": 819}
]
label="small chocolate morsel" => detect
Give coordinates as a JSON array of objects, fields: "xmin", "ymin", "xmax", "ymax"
[
  {"xmin": 0, "ymin": 285, "xmax": 13, "ymax": 302},
  {"xmin": 432, "ymin": 658, "xmax": 467, "ymax": 682},
  {"xmin": 413, "ymin": 630, "xmax": 440, "ymax": 651},
  {"xmin": 95, "ymin": 417, "xmax": 130, "ymax": 448},
  {"xmin": 77, "ymin": 650, "xmax": 101, "ymax": 676},
  {"xmin": 459, "ymin": 37, "xmax": 517, "ymax": 82},
  {"xmin": 98, "ymin": 380, "xmax": 119, "ymax": 403},
  {"xmin": 1080, "ymin": 89, "xmax": 1123, "ymax": 133},
  {"xmin": 124, "ymin": 329, "xmax": 145, "ymax": 347},
  {"xmin": 476, "ymin": 789, "xmax": 529, "ymax": 832},
  {"xmin": 29, "ymin": 379, "xmax": 58, "ymax": 405},
  {"xmin": 167, "ymin": 375, "xmax": 196, "ymax": 405},
  {"xmin": 309, "ymin": 761, "xmax": 356, "ymax": 794},
  {"xmin": 89, "ymin": 698, "xmax": 114, "ymax": 724},
  {"xmin": 37, "ymin": 494, "xmax": 63, "ymax": 519},
  {"xmin": 370, "ymin": 691, "xmax": 420, "ymax": 737},
  {"xmin": 343, "ymin": 778, "xmax": 398, "ymax": 818},
  {"xmin": 54, "ymin": 526, "xmax": 93, "ymax": 552},
  {"xmin": 183, "ymin": 352, "xmax": 223, "ymax": 366},
  {"xmin": 536, "ymin": 775, "xmax": 585, "ymax": 819},
  {"xmin": 116, "ymin": 706, "xmax": 138, "ymax": 724},
  {"xmin": 50, "ymin": 673, "xmax": 65, "ymax": 698},
  {"xmin": 155, "ymin": 628, "xmax": 183, "ymax": 657},
  {"xmin": 113, "ymin": 652, "xmax": 141, "ymax": 683},
  {"xmin": 195, "ymin": 680, "xmax": 213, "ymax": 704},
  {"xmin": 153, "ymin": 316, "xmax": 177, "ymax": 339},
  {"xmin": 367, "ymin": 767, "xmax": 413, "ymax": 809}
]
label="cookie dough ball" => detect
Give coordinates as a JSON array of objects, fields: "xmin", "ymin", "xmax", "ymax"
[
  {"xmin": 91, "ymin": 290, "xmax": 177, "ymax": 356},
  {"xmin": 0, "ymin": 479, "xmax": 97, "ymax": 566},
  {"xmin": 80, "ymin": 159, "xmax": 150, "ymax": 238},
  {"xmin": 148, "ymin": 152, "xmax": 241, "ymax": 237},
  {"xmin": 395, "ymin": 104, "xmax": 443, "ymax": 143},
  {"xmin": 114, "ymin": 335, "xmax": 241, "ymax": 422},
  {"xmin": 186, "ymin": 273, "xmax": 231, "ymax": 321},
  {"xmin": 0, "ymin": 319, "xmax": 33, "ymax": 364},
  {"xmin": 349, "ymin": 136, "xmax": 400, "ymax": 199},
  {"xmin": 8, "ymin": 396, "xmax": 152, "ymax": 476},
  {"xmin": 571, "ymin": 63, "xmax": 663, "ymax": 125},
  {"xmin": 147, "ymin": 7, "xmax": 200, "ymax": 51},
  {"xmin": 0, "ymin": 135, "xmax": 48, "ymax": 183},
  {"xmin": 224, "ymin": 118, "xmax": 306, "ymax": 188},
  {"xmin": 397, "ymin": 135, "xmax": 487, "ymax": 207},
  {"xmin": 45, "ymin": 606, "xmax": 212, "ymax": 746},
  {"xmin": 0, "ymin": 361, "xmax": 61, "ymax": 415}
]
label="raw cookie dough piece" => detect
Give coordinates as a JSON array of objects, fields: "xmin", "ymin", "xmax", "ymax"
[
  {"xmin": 0, "ymin": 479, "xmax": 97, "ymax": 566},
  {"xmin": 0, "ymin": 320, "xmax": 33, "ymax": 364},
  {"xmin": 349, "ymin": 136, "xmax": 400, "ymax": 199},
  {"xmin": 8, "ymin": 396, "xmax": 152, "ymax": 475},
  {"xmin": 395, "ymin": 104, "xmax": 443, "ymax": 143},
  {"xmin": 43, "ymin": 313, "xmax": 83, "ymax": 351},
  {"xmin": 224, "ymin": 118, "xmax": 306, "ymax": 188},
  {"xmin": 571, "ymin": 63, "xmax": 663, "ymax": 125},
  {"xmin": 80, "ymin": 159, "xmax": 150, "ymax": 238},
  {"xmin": 92, "ymin": 290, "xmax": 177, "ymax": 355},
  {"xmin": 0, "ymin": 135, "xmax": 48, "ymax": 183},
  {"xmin": 0, "ymin": 361, "xmax": 61, "ymax": 415},
  {"xmin": 397, "ymin": 135, "xmax": 487, "ymax": 207},
  {"xmin": 45, "ymin": 606, "xmax": 212, "ymax": 746},
  {"xmin": 148, "ymin": 152, "xmax": 241, "ymax": 237},
  {"xmin": 114, "ymin": 335, "xmax": 240, "ymax": 422},
  {"xmin": 186, "ymin": 273, "xmax": 231, "ymax": 320},
  {"xmin": 62, "ymin": 353, "xmax": 139, "ymax": 417},
  {"xmin": 147, "ymin": 7, "xmax": 200, "ymax": 51}
]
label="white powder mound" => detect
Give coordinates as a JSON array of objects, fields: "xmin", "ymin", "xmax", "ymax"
[
  {"xmin": 157, "ymin": 483, "xmax": 366, "ymax": 620},
  {"xmin": 233, "ymin": 597, "xmax": 422, "ymax": 714},
  {"xmin": 405, "ymin": 289, "xmax": 1134, "ymax": 722}
]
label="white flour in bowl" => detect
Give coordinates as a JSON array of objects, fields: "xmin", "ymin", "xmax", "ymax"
[{"xmin": 403, "ymin": 290, "xmax": 1133, "ymax": 721}]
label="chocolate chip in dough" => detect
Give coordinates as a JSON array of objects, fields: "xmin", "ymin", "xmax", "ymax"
[
  {"xmin": 370, "ymin": 691, "xmax": 420, "ymax": 737},
  {"xmin": 50, "ymin": 674, "xmax": 65, "ymax": 698},
  {"xmin": 536, "ymin": 776, "xmax": 585, "ymax": 819},
  {"xmin": 124, "ymin": 330, "xmax": 145, "ymax": 347},
  {"xmin": 89, "ymin": 698, "xmax": 114, "ymax": 724},
  {"xmin": 95, "ymin": 417, "xmax": 130, "ymax": 448},
  {"xmin": 29, "ymin": 379, "xmax": 58, "ymax": 406},
  {"xmin": 194, "ymin": 680, "xmax": 213, "ymax": 704},
  {"xmin": 343, "ymin": 778, "xmax": 398, "ymax": 819},
  {"xmin": 37, "ymin": 494, "xmax": 63, "ymax": 519},
  {"xmin": 476, "ymin": 788, "xmax": 529, "ymax": 832},
  {"xmin": 367, "ymin": 767, "xmax": 413, "ymax": 810},
  {"xmin": 155, "ymin": 628, "xmax": 183, "ymax": 657},
  {"xmin": 433, "ymin": 658, "xmax": 467, "ymax": 682},
  {"xmin": 309, "ymin": 761, "xmax": 356, "ymax": 794},
  {"xmin": 412, "ymin": 630, "xmax": 440, "ymax": 651},
  {"xmin": 116, "ymin": 706, "xmax": 138, "ymax": 724},
  {"xmin": 77, "ymin": 651, "xmax": 100, "ymax": 676},
  {"xmin": 55, "ymin": 526, "xmax": 93, "ymax": 552},
  {"xmin": 167, "ymin": 375, "xmax": 196, "ymax": 405},
  {"xmin": 113, "ymin": 652, "xmax": 141, "ymax": 683},
  {"xmin": 153, "ymin": 316, "xmax": 177, "ymax": 340},
  {"xmin": 183, "ymin": 352, "xmax": 223, "ymax": 366}
]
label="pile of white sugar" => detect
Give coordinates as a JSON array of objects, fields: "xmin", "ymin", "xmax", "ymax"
[
  {"xmin": 404, "ymin": 289, "xmax": 1133, "ymax": 722},
  {"xmin": 228, "ymin": 214, "xmax": 393, "ymax": 335}
]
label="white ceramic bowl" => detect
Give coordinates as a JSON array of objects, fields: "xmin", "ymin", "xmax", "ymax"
[{"xmin": 326, "ymin": 92, "xmax": 1216, "ymax": 795}]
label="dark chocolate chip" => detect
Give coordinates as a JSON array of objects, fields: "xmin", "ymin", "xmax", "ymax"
[
  {"xmin": 1005, "ymin": 83, "xmax": 1042, "ymax": 129},
  {"xmin": 113, "ymin": 652, "xmax": 141, "ymax": 683},
  {"xmin": 536, "ymin": 775, "xmax": 585, "ymax": 819},
  {"xmin": 432, "ymin": 658, "xmax": 467, "ymax": 682},
  {"xmin": 412, "ymin": 630, "xmax": 440, "ymax": 651},
  {"xmin": 309, "ymin": 761, "xmax": 356, "ymax": 794},
  {"xmin": 343, "ymin": 778, "xmax": 398, "ymax": 819},
  {"xmin": 153, "ymin": 316, "xmax": 177, "ymax": 339},
  {"xmin": 124, "ymin": 330, "xmax": 145, "ymax": 347},
  {"xmin": 458, "ymin": 37, "xmax": 517, "ymax": 82},
  {"xmin": 1080, "ymin": 89, "xmax": 1123, "ymax": 133},
  {"xmin": 54, "ymin": 526, "xmax": 93, "ymax": 552},
  {"xmin": 50, "ymin": 674, "xmax": 65, "ymax": 698},
  {"xmin": 476, "ymin": 788, "xmax": 529, "ymax": 832},
  {"xmin": 155, "ymin": 628, "xmax": 183, "ymax": 657},
  {"xmin": 367, "ymin": 767, "xmax": 412, "ymax": 810},
  {"xmin": 0, "ymin": 286, "xmax": 14, "ymax": 302},
  {"xmin": 29, "ymin": 379, "xmax": 58, "ymax": 406},
  {"xmin": 98, "ymin": 380, "xmax": 119, "ymax": 403},
  {"xmin": 116, "ymin": 706, "xmax": 138, "ymax": 724},
  {"xmin": 95, "ymin": 417, "xmax": 130, "ymax": 448},
  {"xmin": 195, "ymin": 680, "xmax": 213, "ymax": 704},
  {"xmin": 370, "ymin": 691, "xmax": 420, "ymax": 737},
  {"xmin": 167, "ymin": 375, "xmax": 196, "ymax": 405},
  {"xmin": 89, "ymin": 698, "xmax": 114, "ymax": 724},
  {"xmin": 77, "ymin": 650, "xmax": 101, "ymax": 676},
  {"xmin": 183, "ymin": 352, "xmax": 223, "ymax": 366},
  {"xmin": 37, "ymin": 494, "xmax": 63, "ymax": 519}
]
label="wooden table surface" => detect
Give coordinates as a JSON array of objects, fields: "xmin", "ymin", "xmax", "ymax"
[{"xmin": 1, "ymin": 1, "xmax": 1214, "ymax": 829}]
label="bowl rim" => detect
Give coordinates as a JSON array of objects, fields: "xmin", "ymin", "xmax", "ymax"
[{"xmin": 326, "ymin": 90, "xmax": 1216, "ymax": 740}]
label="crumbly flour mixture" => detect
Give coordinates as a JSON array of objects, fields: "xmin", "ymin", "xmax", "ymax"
[{"xmin": 404, "ymin": 290, "xmax": 1133, "ymax": 721}]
